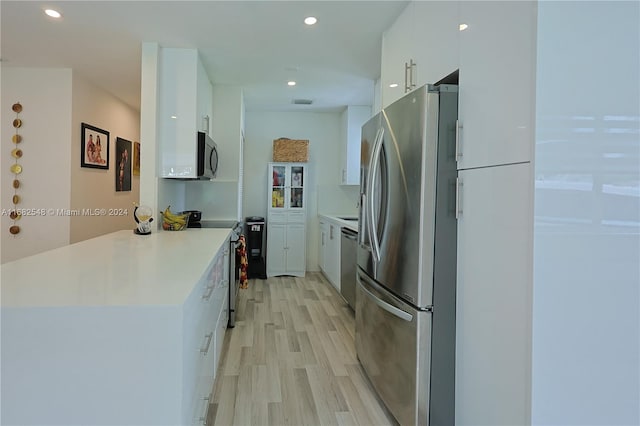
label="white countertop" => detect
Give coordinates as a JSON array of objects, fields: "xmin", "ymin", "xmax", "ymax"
[
  {"xmin": 318, "ymin": 213, "xmax": 359, "ymax": 232},
  {"xmin": 0, "ymin": 228, "xmax": 231, "ymax": 308}
]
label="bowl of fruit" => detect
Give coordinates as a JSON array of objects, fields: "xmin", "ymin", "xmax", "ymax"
[{"xmin": 161, "ymin": 206, "xmax": 190, "ymax": 231}]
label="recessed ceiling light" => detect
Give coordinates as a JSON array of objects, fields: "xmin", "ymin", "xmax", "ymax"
[
  {"xmin": 389, "ymin": 83, "xmax": 399, "ymax": 88},
  {"xmin": 288, "ymin": 81, "xmax": 296, "ymax": 86},
  {"xmin": 459, "ymin": 23, "xmax": 468, "ymax": 31},
  {"xmin": 45, "ymin": 9, "xmax": 62, "ymax": 18},
  {"xmin": 304, "ymin": 16, "xmax": 317, "ymax": 25}
]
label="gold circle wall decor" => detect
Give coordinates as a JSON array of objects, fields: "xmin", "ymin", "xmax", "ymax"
[{"xmin": 10, "ymin": 102, "xmax": 23, "ymax": 235}]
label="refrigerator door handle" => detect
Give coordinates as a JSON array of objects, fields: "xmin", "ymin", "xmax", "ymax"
[
  {"xmin": 367, "ymin": 128, "xmax": 384, "ymax": 264},
  {"xmin": 359, "ymin": 192, "xmax": 370, "ymax": 250},
  {"xmin": 357, "ymin": 273, "xmax": 413, "ymax": 322}
]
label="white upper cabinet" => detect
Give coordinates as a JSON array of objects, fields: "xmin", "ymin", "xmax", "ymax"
[
  {"xmin": 413, "ymin": 1, "xmax": 460, "ymax": 86},
  {"xmin": 381, "ymin": 2, "xmax": 460, "ymax": 109},
  {"xmin": 457, "ymin": 1, "xmax": 536, "ymax": 169},
  {"xmin": 380, "ymin": 2, "xmax": 415, "ymax": 107},
  {"xmin": 341, "ymin": 105, "xmax": 372, "ymax": 185},
  {"xmin": 159, "ymin": 48, "xmax": 213, "ymax": 178},
  {"xmin": 212, "ymin": 85, "xmax": 244, "ymax": 182}
]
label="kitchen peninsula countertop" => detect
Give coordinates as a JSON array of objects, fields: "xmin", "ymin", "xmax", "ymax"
[
  {"xmin": 1, "ymin": 228, "xmax": 233, "ymax": 425},
  {"xmin": 0, "ymin": 228, "xmax": 232, "ymax": 308}
]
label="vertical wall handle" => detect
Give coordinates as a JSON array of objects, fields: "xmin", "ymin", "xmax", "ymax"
[{"xmin": 455, "ymin": 178, "xmax": 463, "ymax": 219}]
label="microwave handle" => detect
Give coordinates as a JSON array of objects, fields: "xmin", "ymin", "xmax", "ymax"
[{"xmin": 209, "ymin": 145, "xmax": 218, "ymax": 177}]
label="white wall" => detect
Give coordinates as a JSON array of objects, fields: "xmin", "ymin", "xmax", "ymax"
[
  {"xmin": 244, "ymin": 111, "xmax": 358, "ymax": 271},
  {"xmin": 70, "ymin": 74, "xmax": 140, "ymax": 243},
  {"xmin": 1, "ymin": 66, "xmax": 141, "ymax": 263},
  {"xmin": 532, "ymin": 2, "xmax": 640, "ymax": 424},
  {"xmin": 1, "ymin": 68, "xmax": 72, "ymax": 263}
]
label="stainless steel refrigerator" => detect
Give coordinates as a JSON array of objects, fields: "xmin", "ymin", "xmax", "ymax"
[{"xmin": 356, "ymin": 84, "xmax": 458, "ymax": 426}]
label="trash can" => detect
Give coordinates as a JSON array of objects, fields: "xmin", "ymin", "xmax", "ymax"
[{"xmin": 245, "ymin": 216, "xmax": 267, "ymax": 279}]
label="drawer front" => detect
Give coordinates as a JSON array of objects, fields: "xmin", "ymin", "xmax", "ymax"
[
  {"xmin": 287, "ymin": 211, "xmax": 306, "ymax": 223},
  {"xmin": 214, "ymin": 286, "xmax": 229, "ymax": 377},
  {"xmin": 269, "ymin": 211, "xmax": 287, "ymax": 223},
  {"xmin": 190, "ymin": 351, "xmax": 215, "ymax": 426}
]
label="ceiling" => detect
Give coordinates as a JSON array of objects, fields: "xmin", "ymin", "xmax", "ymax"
[{"xmin": 1, "ymin": 1, "xmax": 409, "ymax": 112}]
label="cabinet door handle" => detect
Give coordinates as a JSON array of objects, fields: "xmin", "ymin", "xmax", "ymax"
[
  {"xmin": 455, "ymin": 178, "xmax": 463, "ymax": 219},
  {"xmin": 404, "ymin": 61, "xmax": 411, "ymax": 93},
  {"xmin": 409, "ymin": 59, "xmax": 416, "ymax": 91},
  {"xmin": 405, "ymin": 59, "xmax": 416, "ymax": 92},
  {"xmin": 200, "ymin": 332, "xmax": 213, "ymax": 355},
  {"xmin": 202, "ymin": 285, "xmax": 214, "ymax": 301},
  {"xmin": 198, "ymin": 396, "xmax": 210, "ymax": 425},
  {"xmin": 455, "ymin": 120, "xmax": 463, "ymax": 162}
]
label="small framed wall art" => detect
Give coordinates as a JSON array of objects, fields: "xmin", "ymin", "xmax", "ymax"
[
  {"xmin": 81, "ymin": 123, "xmax": 109, "ymax": 169},
  {"xmin": 133, "ymin": 141, "xmax": 140, "ymax": 176},
  {"xmin": 115, "ymin": 137, "xmax": 132, "ymax": 192}
]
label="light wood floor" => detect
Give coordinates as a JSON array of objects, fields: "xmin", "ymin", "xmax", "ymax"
[{"xmin": 208, "ymin": 272, "xmax": 397, "ymax": 426}]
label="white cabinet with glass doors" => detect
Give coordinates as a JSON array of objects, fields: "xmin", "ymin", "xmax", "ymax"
[{"xmin": 267, "ymin": 162, "xmax": 307, "ymax": 277}]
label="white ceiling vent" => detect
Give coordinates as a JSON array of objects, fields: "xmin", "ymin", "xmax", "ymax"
[{"xmin": 292, "ymin": 99, "xmax": 313, "ymax": 105}]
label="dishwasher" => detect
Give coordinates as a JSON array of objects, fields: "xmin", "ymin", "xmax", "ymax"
[{"xmin": 340, "ymin": 227, "xmax": 358, "ymax": 309}]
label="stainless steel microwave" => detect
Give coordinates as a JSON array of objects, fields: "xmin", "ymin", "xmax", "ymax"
[{"xmin": 197, "ymin": 131, "xmax": 218, "ymax": 179}]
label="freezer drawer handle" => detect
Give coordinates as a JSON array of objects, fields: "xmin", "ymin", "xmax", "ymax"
[{"xmin": 358, "ymin": 276, "xmax": 413, "ymax": 322}]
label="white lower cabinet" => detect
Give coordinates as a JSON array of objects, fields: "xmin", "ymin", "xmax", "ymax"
[
  {"xmin": 184, "ymin": 238, "xmax": 229, "ymax": 424},
  {"xmin": 267, "ymin": 222, "xmax": 306, "ymax": 277},
  {"xmin": 317, "ymin": 217, "xmax": 345, "ymax": 291},
  {"xmin": 319, "ymin": 220, "xmax": 328, "ymax": 271},
  {"xmin": 325, "ymin": 223, "xmax": 341, "ymax": 290},
  {"xmin": 455, "ymin": 162, "xmax": 533, "ymax": 425}
]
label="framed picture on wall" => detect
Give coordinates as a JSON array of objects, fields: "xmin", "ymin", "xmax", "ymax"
[
  {"xmin": 81, "ymin": 123, "xmax": 109, "ymax": 169},
  {"xmin": 115, "ymin": 137, "xmax": 132, "ymax": 192},
  {"xmin": 133, "ymin": 142, "xmax": 140, "ymax": 176}
]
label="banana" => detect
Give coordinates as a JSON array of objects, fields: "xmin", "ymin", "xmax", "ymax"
[{"xmin": 161, "ymin": 206, "xmax": 189, "ymax": 229}]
